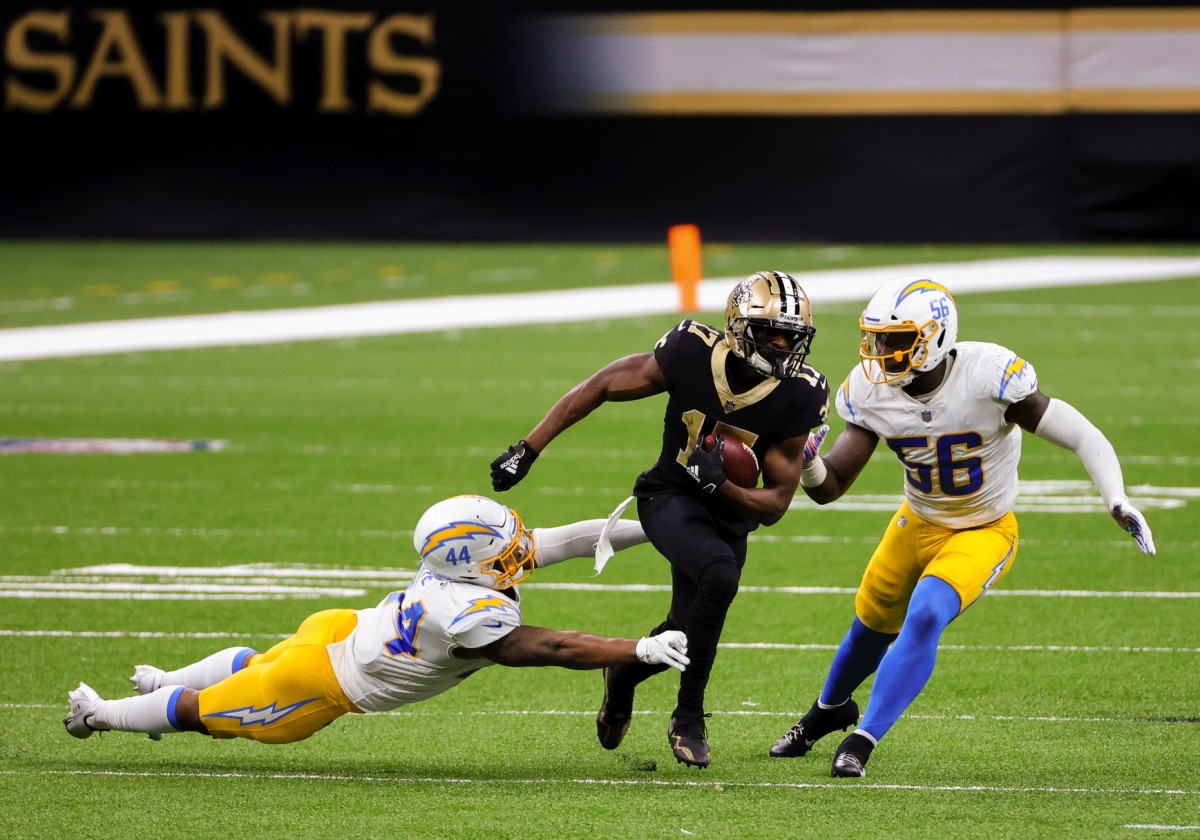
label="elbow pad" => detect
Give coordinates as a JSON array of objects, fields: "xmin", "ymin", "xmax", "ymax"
[{"xmin": 1033, "ymin": 398, "xmax": 1126, "ymax": 509}]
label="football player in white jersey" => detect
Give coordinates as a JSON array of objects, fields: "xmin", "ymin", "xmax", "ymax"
[
  {"xmin": 768, "ymin": 276, "xmax": 1156, "ymax": 778},
  {"xmin": 64, "ymin": 495, "xmax": 688, "ymax": 747}
]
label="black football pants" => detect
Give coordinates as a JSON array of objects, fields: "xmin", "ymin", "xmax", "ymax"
[{"xmin": 618, "ymin": 493, "xmax": 747, "ymax": 718}]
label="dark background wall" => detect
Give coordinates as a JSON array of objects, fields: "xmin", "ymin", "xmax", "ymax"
[{"xmin": 4, "ymin": 1, "xmax": 1200, "ymax": 242}]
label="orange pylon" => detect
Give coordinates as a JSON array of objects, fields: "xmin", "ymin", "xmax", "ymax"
[{"xmin": 668, "ymin": 224, "xmax": 702, "ymax": 312}]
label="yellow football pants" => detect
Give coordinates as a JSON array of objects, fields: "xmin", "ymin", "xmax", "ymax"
[
  {"xmin": 198, "ymin": 608, "xmax": 362, "ymax": 743},
  {"xmin": 855, "ymin": 501, "xmax": 1019, "ymax": 635}
]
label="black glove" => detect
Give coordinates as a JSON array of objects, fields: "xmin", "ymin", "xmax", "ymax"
[
  {"xmin": 685, "ymin": 436, "xmax": 727, "ymax": 495},
  {"xmin": 490, "ymin": 440, "xmax": 539, "ymax": 491}
]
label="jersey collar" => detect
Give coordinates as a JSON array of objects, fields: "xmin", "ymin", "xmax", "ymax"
[{"xmin": 711, "ymin": 342, "xmax": 780, "ymax": 413}]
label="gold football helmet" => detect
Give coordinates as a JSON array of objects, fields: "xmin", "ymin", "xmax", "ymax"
[{"xmin": 725, "ymin": 271, "xmax": 816, "ymax": 378}]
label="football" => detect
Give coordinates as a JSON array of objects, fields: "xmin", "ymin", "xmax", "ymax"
[{"xmin": 702, "ymin": 433, "xmax": 760, "ymax": 488}]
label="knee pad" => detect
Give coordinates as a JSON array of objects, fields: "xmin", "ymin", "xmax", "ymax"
[{"xmin": 696, "ymin": 560, "xmax": 741, "ymax": 607}]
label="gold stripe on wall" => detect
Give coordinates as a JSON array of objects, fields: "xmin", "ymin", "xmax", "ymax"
[
  {"xmin": 1071, "ymin": 89, "xmax": 1200, "ymax": 112},
  {"xmin": 1072, "ymin": 8, "xmax": 1200, "ymax": 30},
  {"xmin": 588, "ymin": 91, "xmax": 1069, "ymax": 116},
  {"xmin": 587, "ymin": 11, "xmax": 1065, "ymax": 36}
]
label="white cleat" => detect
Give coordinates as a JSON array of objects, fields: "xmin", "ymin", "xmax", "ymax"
[
  {"xmin": 64, "ymin": 682, "xmax": 105, "ymax": 739},
  {"xmin": 130, "ymin": 664, "xmax": 164, "ymax": 695}
]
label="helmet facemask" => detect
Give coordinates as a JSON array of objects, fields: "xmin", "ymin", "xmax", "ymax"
[
  {"xmin": 480, "ymin": 517, "xmax": 536, "ymax": 589},
  {"xmin": 735, "ymin": 320, "xmax": 816, "ymax": 378},
  {"xmin": 858, "ymin": 321, "xmax": 938, "ymax": 386}
]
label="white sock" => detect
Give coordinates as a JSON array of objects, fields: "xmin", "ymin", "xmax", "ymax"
[
  {"xmin": 159, "ymin": 646, "xmax": 257, "ymax": 689},
  {"xmin": 852, "ymin": 728, "xmax": 879, "ymax": 746},
  {"xmin": 534, "ymin": 520, "xmax": 647, "ymax": 568},
  {"xmin": 91, "ymin": 686, "xmax": 185, "ymax": 735}
]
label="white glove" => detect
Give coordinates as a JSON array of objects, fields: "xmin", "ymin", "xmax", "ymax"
[
  {"xmin": 804, "ymin": 423, "xmax": 829, "ymax": 464},
  {"xmin": 635, "ymin": 630, "xmax": 689, "ymax": 672},
  {"xmin": 1110, "ymin": 499, "xmax": 1156, "ymax": 555}
]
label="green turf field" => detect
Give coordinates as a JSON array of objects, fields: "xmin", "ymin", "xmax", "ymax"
[{"xmin": 1, "ymin": 242, "xmax": 1198, "ymax": 838}]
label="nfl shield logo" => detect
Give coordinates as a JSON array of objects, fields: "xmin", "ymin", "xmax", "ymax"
[
  {"xmin": 921, "ymin": 410, "xmax": 933, "ymax": 423},
  {"xmin": 724, "ymin": 400, "xmax": 736, "ymax": 412}
]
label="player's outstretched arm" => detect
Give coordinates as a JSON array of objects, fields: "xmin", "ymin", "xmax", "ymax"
[
  {"xmin": 490, "ymin": 352, "xmax": 666, "ymax": 491},
  {"xmin": 472, "ymin": 625, "xmax": 689, "ymax": 671},
  {"xmin": 801, "ymin": 423, "xmax": 878, "ymax": 505},
  {"xmin": 1009, "ymin": 389, "xmax": 1156, "ymax": 555},
  {"xmin": 533, "ymin": 519, "xmax": 647, "ymax": 569}
]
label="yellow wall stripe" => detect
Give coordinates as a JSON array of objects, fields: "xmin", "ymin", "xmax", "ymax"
[
  {"xmin": 587, "ymin": 11, "xmax": 1065, "ymax": 36},
  {"xmin": 1072, "ymin": 8, "xmax": 1200, "ymax": 30},
  {"xmin": 588, "ymin": 91, "xmax": 1068, "ymax": 116}
]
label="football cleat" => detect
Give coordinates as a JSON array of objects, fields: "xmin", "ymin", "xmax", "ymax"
[
  {"xmin": 668, "ymin": 714, "xmax": 712, "ymax": 769},
  {"xmin": 130, "ymin": 664, "xmax": 165, "ymax": 695},
  {"xmin": 596, "ymin": 666, "xmax": 635, "ymax": 750},
  {"xmin": 64, "ymin": 682, "xmax": 105, "ymax": 739},
  {"xmin": 831, "ymin": 732, "xmax": 875, "ymax": 778},
  {"xmin": 769, "ymin": 697, "xmax": 860, "ymax": 758}
]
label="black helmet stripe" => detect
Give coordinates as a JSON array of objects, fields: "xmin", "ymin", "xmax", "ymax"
[{"xmin": 768, "ymin": 271, "xmax": 798, "ymax": 317}]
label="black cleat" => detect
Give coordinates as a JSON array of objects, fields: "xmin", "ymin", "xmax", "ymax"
[
  {"xmin": 769, "ymin": 698, "xmax": 860, "ymax": 758},
  {"xmin": 831, "ymin": 732, "xmax": 875, "ymax": 778},
  {"xmin": 668, "ymin": 714, "xmax": 712, "ymax": 769},
  {"xmin": 596, "ymin": 666, "xmax": 635, "ymax": 750}
]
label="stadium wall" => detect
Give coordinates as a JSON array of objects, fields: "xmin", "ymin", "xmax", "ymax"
[{"xmin": 3, "ymin": 1, "xmax": 1200, "ymax": 243}]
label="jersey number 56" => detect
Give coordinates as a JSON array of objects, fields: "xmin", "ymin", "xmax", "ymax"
[{"xmin": 886, "ymin": 433, "xmax": 984, "ymax": 496}]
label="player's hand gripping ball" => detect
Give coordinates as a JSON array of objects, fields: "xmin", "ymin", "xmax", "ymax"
[{"xmin": 702, "ymin": 434, "xmax": 760, "ymax": 488}]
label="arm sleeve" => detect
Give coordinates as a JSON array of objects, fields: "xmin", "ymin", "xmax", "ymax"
[
  {"xmin": 1033, "ymin": 397, "xmax": 1127, "ymax": 509},
  {"xmin": 533, "ymin": 520, "xmax": 648, "ymax": 568}
]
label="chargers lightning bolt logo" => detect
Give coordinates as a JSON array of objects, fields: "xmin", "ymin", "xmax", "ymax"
[
  {"xmin": 895, "ymin": 279, "xmax": 952, "ymax": 305},
  {"xmin": 419, "ymin": 521, "xmax": 504, "ymax": 561},
  {"xmin": 204, "ymin": 698, "xmax": 317, "ymax": 727},
  {"xmin": 999, "ymin": 354, "xmax": 1034, "ymax": 399},
  {"xmin": 450, "ymin": 596, "xmax": 520, "ymax": 627}
]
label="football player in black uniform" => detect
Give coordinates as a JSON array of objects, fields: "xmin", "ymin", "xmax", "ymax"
[{"xmin": 490, "ymin": 271, "xmax": 829, "ymax": 768}]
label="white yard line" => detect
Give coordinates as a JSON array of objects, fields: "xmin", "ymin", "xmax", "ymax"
[
  {"xmin": 0, "ymin": 768, "xmax": 1194, "ymax": 796},
  {"xmin": 2, "ymin": 256, "xmax": 1199, "ymax": 361},
  {"xmin": 2, "ymin": 557, "xmax": 1199, "ymax": 601},
  {"xmin": 3, "ymin": 628, "xmax": 1198, "ymax": 652},
  {"xmin": 4, "ymin": 703, "xmax": 1194, "ymax": 726},
  {"xmin": 1124, "ymin": 826, "xmax": 1200, "ymax": 831}
]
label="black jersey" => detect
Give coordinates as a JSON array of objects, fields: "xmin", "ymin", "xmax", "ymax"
[{"xmin": 632, "ymin": 319, "xmax": 829, "ymax": 534}]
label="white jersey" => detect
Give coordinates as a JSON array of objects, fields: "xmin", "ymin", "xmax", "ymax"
[
  {"xmin": 835, "ymin": 341, "xmax": 1039, "ymax": 528},
  {"xmin": 327, "ymin": 565, "xmax": 523, "ymax": 713}
]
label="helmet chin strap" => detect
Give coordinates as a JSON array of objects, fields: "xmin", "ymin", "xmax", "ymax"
[{"xmin": 748, "ymin": 351, "xmax": 775, "ymax": 377}]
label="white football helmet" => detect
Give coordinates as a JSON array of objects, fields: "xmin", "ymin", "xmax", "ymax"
[
  {"xmin": 858, "ymin": 276, "xmax": 958, "ymax": 387},
  {"xmin": 725, "ymin": 271, "xmax": 816, "ymax": 379},
  {"xmin": 413, "ymin": 495, "xmax": 536, "ymax": 590}
]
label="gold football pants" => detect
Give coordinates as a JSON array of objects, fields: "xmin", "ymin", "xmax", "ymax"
[
  {"xmin": 198, "ymin": 608, "xmax": 362, "ymax": 743},
  {"xmin": 855, "ymin": 501, "xmax": 1018, "ymax": 634}
]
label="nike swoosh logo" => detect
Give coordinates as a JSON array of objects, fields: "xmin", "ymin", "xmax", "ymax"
[{"xmin": 483, "ymin": 621, "xmax": 502, "ymax": 628}]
